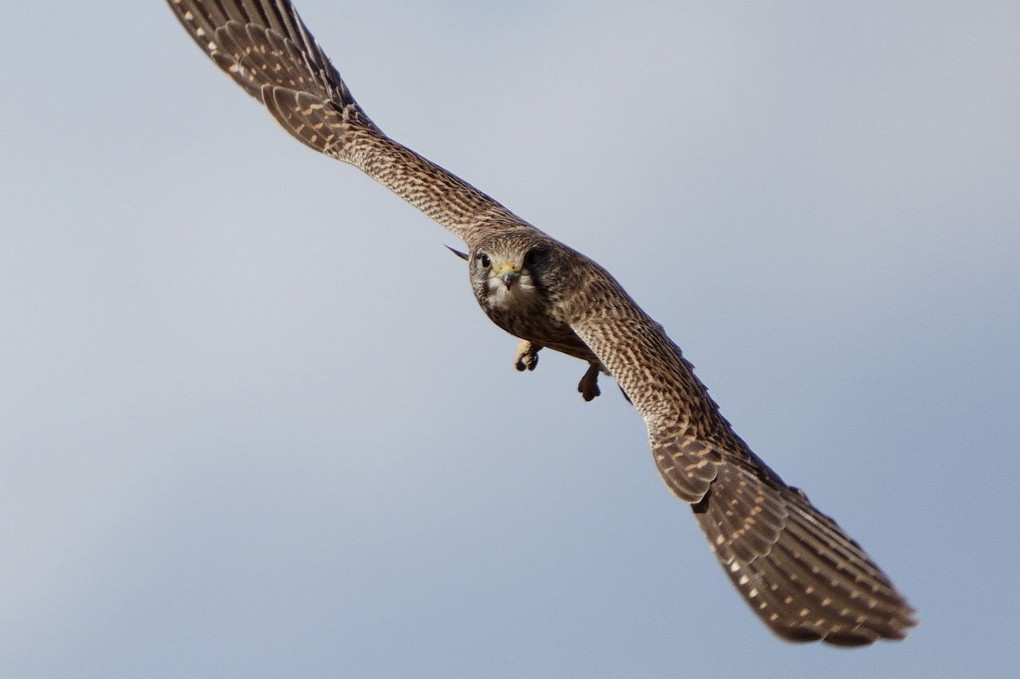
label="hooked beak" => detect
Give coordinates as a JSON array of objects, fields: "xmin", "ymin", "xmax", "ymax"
[{"xmin": 496, "ymin": 264, "xmax": 520, "ymax": 288}]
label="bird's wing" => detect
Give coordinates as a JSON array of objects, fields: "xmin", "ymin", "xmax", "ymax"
[
  {"xmin": 567, "ymin": 283, "xmax": 916, "ymax": 645},
  {"xmin": 166, "ymin": 0, "xmax": 525, "ymax": 242},
  {"xmin": 167, "ymin": 0, "xmax": 916, "ymax": 646}
]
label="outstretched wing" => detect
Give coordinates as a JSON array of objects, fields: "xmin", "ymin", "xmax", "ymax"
[
  {"xmin": 166, "ymin": 0, "xmax": 525, "ymax": 242},
  {"xmin": 167, "ymin": 0, "xmax": 916, "ymax": 646},
  {"xmin": 567, "ymin": 275, "xmax": 916, "ymax": 645}
]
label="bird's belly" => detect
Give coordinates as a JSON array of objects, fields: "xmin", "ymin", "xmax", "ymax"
[{"xmin": 487, "ymin": 307, "xmax": 598, "ymax": 363}]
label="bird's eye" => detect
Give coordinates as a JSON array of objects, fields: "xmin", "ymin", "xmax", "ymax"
[
  {"xmin": 523, "ymin": 248, "xmax": 541, "ymax": 269},
  {"xmin": 477, "ymin": 253, "xmax": 491, "ymax": 269}
]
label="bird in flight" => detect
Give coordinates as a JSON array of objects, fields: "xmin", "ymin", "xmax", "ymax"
[{"xmin": 165, "ymin": 0, "xmax": 916, "ymax": 645}]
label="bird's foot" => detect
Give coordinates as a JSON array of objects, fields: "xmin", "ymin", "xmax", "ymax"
[
  {"xmin": 578, "ymin": 363, "xmax": 602, "ymax": 401},
  {"xmin": 514, "ymin": 340, "xmax": 540, "ymax": 371}
]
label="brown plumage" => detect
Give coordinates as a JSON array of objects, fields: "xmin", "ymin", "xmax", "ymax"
[{"xmin": 165, "ymin": 0, "xmax": 916, "ymax": 645}]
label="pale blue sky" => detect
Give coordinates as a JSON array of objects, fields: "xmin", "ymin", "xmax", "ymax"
[{"xmin": 2, "ymin": 2, "xmax": 1018, "ymax": 677}]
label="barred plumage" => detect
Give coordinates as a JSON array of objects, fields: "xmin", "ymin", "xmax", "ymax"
[{"xmin": 165, "ymin": 0, "xmax": 916, "ymax": 644}]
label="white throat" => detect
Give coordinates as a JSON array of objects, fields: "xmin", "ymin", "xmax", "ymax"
[{"xmin": 487, "ymin": 275, "xmax": 538, "ymax": 311}]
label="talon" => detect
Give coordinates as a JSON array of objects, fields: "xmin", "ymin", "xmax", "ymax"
[
  {"xmin": 578, "ymin": 362, "xmax": 602, "ymax": 401},
  {"xmin": 514, "ymin": 340, "xmax": 540, "ymax": 372}
]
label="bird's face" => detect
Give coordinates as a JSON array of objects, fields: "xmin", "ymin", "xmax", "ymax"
[{"xmin": 469, "ymin": 239, "xmax": 549, "ymax": 313}]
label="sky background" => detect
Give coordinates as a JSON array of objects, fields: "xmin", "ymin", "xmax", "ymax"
[{"xmin": 2, "ymin": 1, "xmax": 1018, "ymax": 677}]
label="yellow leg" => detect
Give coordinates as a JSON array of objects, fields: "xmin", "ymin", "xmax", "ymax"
[{"xmin": 514, "ymin": 340, "xmax": 540, "ymax": 371}]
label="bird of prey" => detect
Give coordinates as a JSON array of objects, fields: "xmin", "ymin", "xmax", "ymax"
[{"xmin": 165, "ymin": 0, "xmax": 916, "ymax": 645}]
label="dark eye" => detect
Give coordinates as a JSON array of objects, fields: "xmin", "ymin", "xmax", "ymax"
[
  {"xmin": 477, "ymin": 253, "xmax": 491, "ymax": 268},
  {"xmin": 523, "ymin": 247, "xmax": 542, "ymax": 269}
]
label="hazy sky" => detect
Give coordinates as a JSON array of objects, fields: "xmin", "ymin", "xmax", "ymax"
[{"xmin": 3, "ymin": 2, "xmax": 1018, "ymax": 677}]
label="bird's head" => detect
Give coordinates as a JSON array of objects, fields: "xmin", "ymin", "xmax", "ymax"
[{"xmin": 465, "ymin": 233, "xmax": 553, "ymax": 312}]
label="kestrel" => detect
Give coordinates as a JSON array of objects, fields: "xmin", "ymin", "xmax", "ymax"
[{"xmin": 165, "ymin": 0, "xmax": 916, "ymax": 645}]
